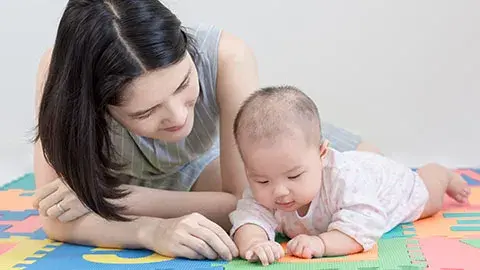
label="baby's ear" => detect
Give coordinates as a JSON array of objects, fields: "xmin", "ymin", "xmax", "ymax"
[{"xmin": 319, "ymin": 140, "xmax": 329, "ymax": 158}]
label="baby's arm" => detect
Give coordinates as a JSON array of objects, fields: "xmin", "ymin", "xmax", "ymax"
[
  {"xmin": 318, "ymin": 230, "xmax": 363, "ymax": 256},
  {"xmin": 325, "ymin": 199, "xmax": 387, "ymax": 255},
  {"xmin": 286, "ymin": 229, "xmax": 363, "ymax": 258},
  {"xmin": 229, "ymin": 188, "xmax": 283, "ymax": 265},
  {"xmin": 319, "ymin": 166, "xmax": 389, "ymax": 256}
]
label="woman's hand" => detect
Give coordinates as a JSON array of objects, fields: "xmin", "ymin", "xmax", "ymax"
[
  {"xmin": 33, "ymin": 178, "xmax": 91, "ymax": 222},
  {"xmin": 141, "ymin": 213, "xmax": 239, "ymax": 260}
]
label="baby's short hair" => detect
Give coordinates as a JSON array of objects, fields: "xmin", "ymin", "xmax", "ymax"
[{"xmin": 233, "ymin": 85, "xmax": 322, "ymax": 148}]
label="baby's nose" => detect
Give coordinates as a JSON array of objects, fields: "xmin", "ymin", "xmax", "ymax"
[{"xmin": 273, "ymin": 184, "xmax": 290, "ymax": 197}]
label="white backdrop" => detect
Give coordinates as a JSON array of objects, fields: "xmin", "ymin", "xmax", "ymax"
[{"xmin": 0, "ymin": 0, "xmax": 478, "ymax": 184}]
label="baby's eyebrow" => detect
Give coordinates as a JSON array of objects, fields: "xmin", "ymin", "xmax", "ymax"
[
  {"xmin": 246, "ymin": 170, "xmax": 267, "ymax": 178},
  {"xmin": 283, "ymin": 165, "xmax": 302, "ymax": 174},
  {"xmin": 247, "ymin": 172, "xmax": 262, "ymax": 177}
]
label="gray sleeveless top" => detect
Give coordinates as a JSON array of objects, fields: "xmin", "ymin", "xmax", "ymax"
[{"xmin": 109, "ymin": 24, "xmax": 222, "ymax": 190}]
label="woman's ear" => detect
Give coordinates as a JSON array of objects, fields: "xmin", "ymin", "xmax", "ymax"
[{"xmin": 319, "ymin": 140, "xmax": 329, "ymax": 158}]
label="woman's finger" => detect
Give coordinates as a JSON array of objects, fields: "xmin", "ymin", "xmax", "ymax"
[
  {"xmin": 33, "ymin": 179, "xmax": 60, "ymax": 208},
  {"xmin": 57, "ymin": 209, "xmax": 81, "ymax": 223},
  {"xmin": 176, "ymin": 244, "xmax": 205, "ymax": 260},
  {"xmin": 179, "ymin": 233, "xmax": 218, "ymax": 260},
  {"xmin": 38, "ymin": 191, "xmax": 64, "ymax": 216},
  {"xmin": 45, "ymin": 201, "xmax": 66, "ymax": 218},
  {"xmin": 191, "ymin": 226, "xmax": 231, "ymax": 260},
  {"xmin": 198, "ymin": 218, "xmax": 238, "ymax": 257}
]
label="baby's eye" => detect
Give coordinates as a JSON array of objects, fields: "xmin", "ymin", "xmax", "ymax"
[
  {"xmin": 288, "ymin": 172, "xmax": 304, "ymax": 180},
  {"xmin": 256, "ymin": 180, "xmax": 269, "ymax": 184}
]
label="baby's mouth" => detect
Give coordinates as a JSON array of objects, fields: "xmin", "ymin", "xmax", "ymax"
[{"xmin": 275, "ymin": 201, "xmax": 295, "ymax": 209}]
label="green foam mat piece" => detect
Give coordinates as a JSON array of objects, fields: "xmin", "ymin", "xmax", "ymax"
[
  {"xmin": 0, "ymin": 173, "xmax": 36, "ymax": 190},
  {"xmin": 461, "ymin": 239, "xmax": 480, "ymax": 249},
  {"xmin": 223, "ymin": 238, "xmax": 425, "ymax": 270}
]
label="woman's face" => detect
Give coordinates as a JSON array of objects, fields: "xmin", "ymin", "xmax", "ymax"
[{"xmin": 108, "ymin": 53, "xmax": 200, "ymax": 142}]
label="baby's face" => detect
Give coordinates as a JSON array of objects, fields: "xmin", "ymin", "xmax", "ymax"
[{"xmin": 240, "ymin": 133, "xmax": 324, "ymax": 212}]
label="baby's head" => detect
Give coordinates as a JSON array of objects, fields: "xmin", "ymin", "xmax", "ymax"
[{"xmin": 234, "ymin": 85, "xmax": 327, "ymax": 213}]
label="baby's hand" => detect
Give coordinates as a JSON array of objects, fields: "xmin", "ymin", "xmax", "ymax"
[
  {"xmin": 286, "ymin": 234, "xmax": 325, "ymax": 259},
  {"xmin": 245, "ymin": 240, "xmax": 285, "ymax": 266}
]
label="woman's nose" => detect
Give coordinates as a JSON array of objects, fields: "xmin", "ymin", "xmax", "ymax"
[{"xmin": 161, "ymin": 98, "xmax": 187, "ymax": 126}]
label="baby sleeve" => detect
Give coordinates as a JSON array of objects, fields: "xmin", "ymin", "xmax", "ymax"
[
  {"xmin": 229, "ymin": 188, "xmax": 278, "ymax": 241},
  {"xmin": 327, "ymin": 170, "xmax": 388, "ymax": 251}
]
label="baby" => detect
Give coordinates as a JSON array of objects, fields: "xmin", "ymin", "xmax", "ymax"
[{"xmin": 229, "ymin": 85, "xmax": 471, "ymax": 266}]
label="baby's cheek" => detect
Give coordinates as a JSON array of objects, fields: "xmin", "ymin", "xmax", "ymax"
[
  {"xmin": 298, "ymin": 185, "xmax": 318, "ymax": 202},
  {"xmin": 252, "ymin": 189, "xmax": 274, "ymax": 209},
  {"xmin": 258, "ymin": 196, "xmax": 275, "ymax": 210}
]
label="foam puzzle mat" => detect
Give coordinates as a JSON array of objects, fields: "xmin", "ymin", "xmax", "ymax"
[{"xmin": 0, "ymin": 169, "xmax": 479, "ymax": 269}]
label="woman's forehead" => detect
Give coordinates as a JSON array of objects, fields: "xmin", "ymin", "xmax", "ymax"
[{"xmin": 123, "ymin": 54, "xmax": 193, "ymax": 105}]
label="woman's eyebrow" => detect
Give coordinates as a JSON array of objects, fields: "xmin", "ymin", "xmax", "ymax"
[
  {"xmin": 128, "ymin": 67, "xmax": 193, "ymax": 118},
  {"xmin": 175, "ymin": 67, "xmax": 192, "ymax": 91}
]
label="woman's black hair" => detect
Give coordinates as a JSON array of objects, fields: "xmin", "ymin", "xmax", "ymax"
[{"xmin": 35, "ymin": 0, "xmax": 197, "ymax": 221}]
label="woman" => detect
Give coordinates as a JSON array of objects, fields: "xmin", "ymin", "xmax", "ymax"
[{"xmin": 33, "ymin": 0, "xmax": 379, "ymax": 261}]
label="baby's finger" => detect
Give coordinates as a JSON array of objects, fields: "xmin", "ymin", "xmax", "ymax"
[
  {"xmin": 274, "ymin": 242, "xmax": 285, "ymax": 259},
  {"xmin": 294, "ymin": 241, "xmax": 305, "ymax": 257},
  {"xmin": 245, "ymin": 250, "xmax": 258, "ymax": 262},
  {"xmin": 253, "ymin": 247, "xmax": 269, "ymax": 266},
  {"xmin": 264, "ymin": 244, "xmax": 276, "ymax": 264},
  {"xmin": 286, "ymin": 239, "xmax": 298, "ymax": 256},
  {"xmin": 301, "ymin": 246, "xmax": 313, "ymax": 259}
]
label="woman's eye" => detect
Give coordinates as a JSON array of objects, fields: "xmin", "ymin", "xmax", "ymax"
[{"xmin": 137, "ymin": 110, "xmax": 153, "ymax": 120}]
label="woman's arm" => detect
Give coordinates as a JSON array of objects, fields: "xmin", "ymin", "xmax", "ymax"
[
  {"xmin": 216, "ymin": 31, "xmax": 259, "ymax": 198},
  {"xmin": 119, "ymin": 184, "xmax": 236, "ymax": 229},
  {"xmin": 40, "ymin": 209, "xmax": 237, "ymax": 260},
  {"xmin": 41, "ymin": 212, "xmax": 151, "ymax": 249}
]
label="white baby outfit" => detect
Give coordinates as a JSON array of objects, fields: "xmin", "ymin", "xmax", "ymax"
[{"xmin": 229, "ymin": 149, "xmax": 429, "ymax": 251}]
